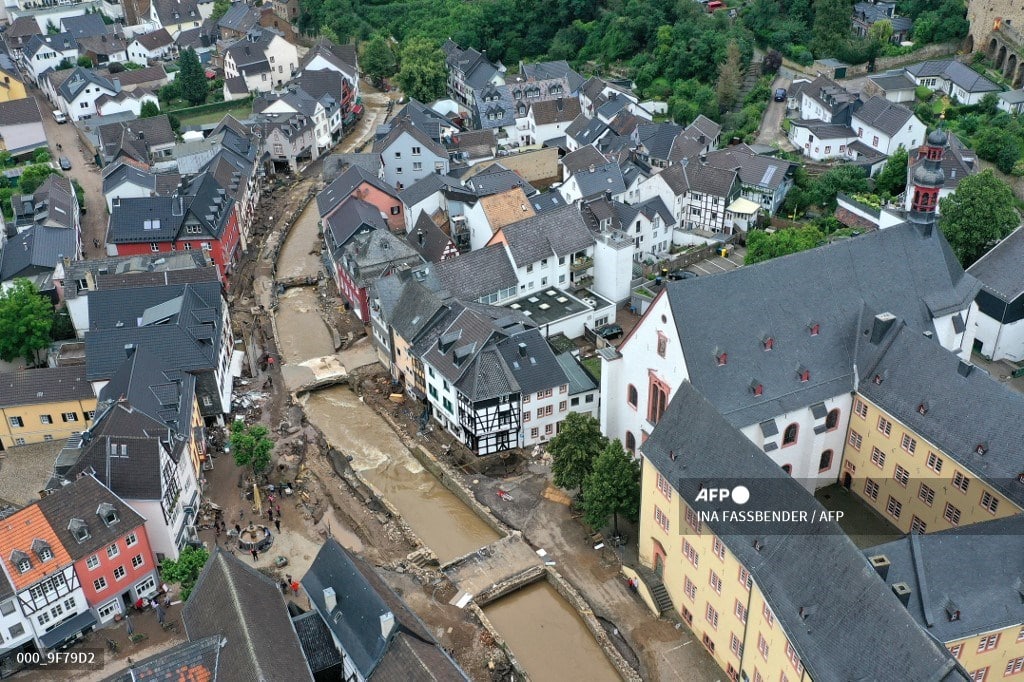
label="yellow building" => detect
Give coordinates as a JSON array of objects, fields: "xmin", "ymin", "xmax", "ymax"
[
  {"xmin": 0, "ymin": 65, "xmax": 28, "ymax": 103},
  {"xmin": 864, "ymin": 515, "xmax": 1024, "ymax": 682},
  {"xmin": 840, "ymin": 321, "xmax": 1023, "ymax": 534},
  {"xmin": 0, "ymin": 366, "xmax": 97, "ymax": 449},
  {"xmin": 637, "ymin": 381, "xmax": 967, "ymax": 682}
]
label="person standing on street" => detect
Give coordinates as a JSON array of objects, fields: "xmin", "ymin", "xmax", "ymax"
[
  {"xmin": 274, "ymin": 518, "xmax": 281, "ymax": 533},
  {"xmin": 250, "ymin": 547, "xmax": 259, "ymax": 562}
]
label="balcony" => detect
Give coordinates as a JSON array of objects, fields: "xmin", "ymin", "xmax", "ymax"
[{"xmin": 570, "ymin": 256, "xmax": 593, "ymax": 272}]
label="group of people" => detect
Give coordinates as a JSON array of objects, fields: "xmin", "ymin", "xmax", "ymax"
[
  {"xmin": 266, "ymin": 503, "xmax": 282, "ymax": 533},
  {"xmin": 280, "ymin": 574, "xmax": 300, "ymax": 597}
]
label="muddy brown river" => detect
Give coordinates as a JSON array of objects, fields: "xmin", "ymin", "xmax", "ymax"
[
  {"xmin": 275, "ymin": 287, "xmax": 335, "ymax": 364},
  {"xmin": 304, "ymin": 387, "xmax": 499, "ymax": 563},
  {"xmin": 276, "ymin": 200, "xmax": 323, "ymax": 280},
  {"xmin": 484, "ymin": 581, "xmax": 621, "ymax": 682}
]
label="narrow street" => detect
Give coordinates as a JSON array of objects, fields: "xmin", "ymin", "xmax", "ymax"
[
  {"xmin": 27, "ymin": 84, "xmax": 108, "ymax": 259},
  {"xmin": 754, "ymin": 74, "xmax": 794, "ymax": 150}
]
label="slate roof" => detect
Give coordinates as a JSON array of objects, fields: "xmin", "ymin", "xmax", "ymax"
[
  {"xmin": 318, "ymin": 165, "xmax": 398, "ymax": 217},
  {"xmin": 77, "ymin": 33, "xmax": 127, "ymax": 58},
  {"xmin": 24, "ymin": 32, "xmax": 77, "ymax": 60},
  {"xmin": 462, "ymin": 165, "xmax": 535, "ymax": 197},
  {"xmin": 343, "ymin": 229, "xmax": 422, "ymax": 287},
  {"xmin": 856, "ymin": 314, "xmax": 1024, "ymax": 509},
  {"xmin": 58, "ymin": 67, "xmax": 117, "ymax": 104},
  {"xmin": 84, "ymin": 281, "xmax": 223, "ymax": 380},
  {"xmin": 520, "ymin": 60, "xmax": 584, "ymax": 92},
  {"xmin": 634, "ymin": 122, "xmax": 683, "ymax": 161},
  {"xmin": 566, "ymin": 116, "xmax": 609, "ymax": 147},
  {"xmin": 385, "ymin": 270, "xmax": 449, "ymax": 341},
  {"xmin": 642, "ymin": 381, "xmax": 969, "ymax": 682},
  {"xmin": 61, "ymin": 14, "xmax": 110, "ymax": 39},
  {"xmin": 103, "ymin": 636, "xmax": 223, "ymax": 682},
  {"xmin": 554, "ymin": 352, "xmax": 598, "ymax": 395},
  {"xmin": 474, "ymin": 84, "xmax": 515, "ymax": 129},
  {"xmin": 184, "ymin": 548, "xmax": 314, "ymax": 682},
  {"xmin": 529, "ymin": 190, "xmax": 566, "ymax": 213},
  {"xmin": 63, "ymin": 251, "xmax": 214, "ymax": 301},
  {"xmin": 431, "ymin": 244, "xmax": 517, "ymax": 301},
  {"xmin": 0, "ymin": 225, "xmax": 78, "ymax": 282},
  {"xmin": 494, "ymin": 328, "xmax": 567, "ymax": 395},
  {"xmin": 967, "ymin": 225, "xmax": 1024, "ymax": 302},
  {"xmin": 863, "ymin": 515, "xmax": 1024, "ymax": 644},
  {"xmin": 802, "ymin": 75, "xmax": 857, "ymax": 119},
  {"xmin": 132, "ymin": 28, "xmax": 174, "ymax": 51},
  {"xmin": 107, "ymin": 172, "xmax": 235, "ymax": 245},
  {"xmin": 634, "ymin": 195, "xmax": 673, "ymax": 226},
  {"xmin": 98, "ymin": 115, "xmax": 175, "ymax": 165},
  {"xmin": 788, "ymin": 119, "xmax": 855, "ymax": 140},
  {"xmin": 704, "ymin": 145, "xmax": 792, "ymax": 190},
  {"xmin": 152, "ymin": 0, "xmax": 202, "ymax": 26},
  {"xmin": 299, "ymin": 37, "xmax": 358, "ymax": 78},
  {"xmin": 496, "ymin": 203, "xmax": 594, "ymax": 267},
  {"xmin": 529, "ymin": 97, "xmax": 581, "ymax": 126},
  {"xmin": 292, "ymin": 611, "xmax": 343, "ymax": 674},
  {"xmin": 658, "ymin": 161, "xmax": 737, "ymax": 198},
  {"xmin": 102, "ymin": 64, "xmax": 166, "ymax": 88},
  {"xmin": 905, "ymin": 59, "xmax": 1001, "ymax": 94},
  {"xmin": 323, "ymin": 197, "xmax": 388, "ymax": 256},
  {"xmin": 569, "ymin": 161, "xmax": 626, "ymax": 199},
  {"xmin": 450, "ymin": 128, "xmax": 496, "ymax": 160},
  {"xmin": 657, "ymin": 223, "xmax": 979, "ymax": 429},
  {"xmin": 302, "ymin": 538, "xmax": 468, "ymax": 681},
  {"xmin": 868, "ymin": 70, "xmax": 916, "ymax": 93},
  {"xmin": 442, "ymin": 39, "xmax": 500, "ymax": 91},
  {"xmin": 907, "ymin": 132, "xmax": 977, "ymax": 191},
  {"xmin": 560, "ymin": 145, "xmax": 608, "ymax": 174},
  {"xmin": 0, "ymin": 366, "xmax": 92, "ymax": 408},
  {"xmin": 323, "ymin": 153, "xmax": 382, "ymax": 180},
  {"xmin": 853, "ymin": 95, "xmax": 915, "ymax": 136},
  {"xmin": 372, "ymin": 118, "xmax": 447, "ymax": 159},
  {"xmin": 35, "ymin": 474, "xmax": 146, "ymax": 561},
  {"xmin": 217, "ymin": 3, "xmax": 257, "ymax": 33}
]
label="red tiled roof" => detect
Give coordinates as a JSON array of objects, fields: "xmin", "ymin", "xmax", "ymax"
[{"xmin": 0, "ymin": 506, "xmax": 72, "ymax": 591}]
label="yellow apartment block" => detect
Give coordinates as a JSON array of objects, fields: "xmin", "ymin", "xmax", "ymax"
[
  {"xmin": 0, "ymin": 366, "xmax": 96, "ymax": 449},
  {"xmin": 864, "ymin": 516, "xmax": 1024, "ymax": 682},
  {"xmin": 0, "ymin": 68, "xmax": 27, "ymax": 103},
  {"xmin": 636, "ymin": 381, "xmax": 964, "ymax": 682},
  {"xmin": 841, "ymin": 395, "xmax": 1021, "ymax": 534}
]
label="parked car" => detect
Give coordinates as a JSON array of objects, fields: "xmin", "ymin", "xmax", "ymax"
[
  {"xmin": 595, "ymin": 323, "xmax": 623, "ymax": 340},
  {"xmin": 59, "ymin": 156, "xmax": 72, "ymax": 170},
  {"xmin": 774, "ymin": 88, "xmax": 787, "ymax": 102},
  {"xmin": 52, "ymin": 110, "xmax": 67, "ymax": 124},
  {"xmin": 667, "ymin": 269, "xmax": 698, "ymax": 281}
]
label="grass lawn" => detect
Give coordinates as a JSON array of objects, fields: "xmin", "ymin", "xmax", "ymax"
[
  {"xmin": 178, "ymin": 104, "xmax": 253, "ymax": 127},
  {"xmin": 582, "ymin": 356, "xmax": 601, "ymax": 381}
]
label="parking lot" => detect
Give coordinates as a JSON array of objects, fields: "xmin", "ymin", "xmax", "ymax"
[{"xmin": 682, "ymin": 243, "xmax": 746, "ymax": 276}]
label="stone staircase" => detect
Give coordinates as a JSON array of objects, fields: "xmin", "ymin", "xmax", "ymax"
[
  {"xmin": 733, "ymin": 60, "xmax": 765, "ymax": 112},
  {"xmin": 634, "ymin": 564, "xmax": 675, "ymax": 615}
]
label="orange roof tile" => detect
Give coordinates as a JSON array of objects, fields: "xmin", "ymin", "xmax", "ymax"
[
  {"xmin": 480, "ymin": 188, "xmax": 536, "ymax": 233},
  {"xmin": 0, "ymin": 505, "xmax": 72, "ymax": 591}
]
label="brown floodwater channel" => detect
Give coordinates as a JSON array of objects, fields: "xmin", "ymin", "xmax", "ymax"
[
  {"xmin": 484, "ymin": 580, "xmax": 621, "ymax": 682},
  {"xmin": 275, "ymin": 287, "xmax": 335, "ymax": 365},
  {"xmin": 303, "ymin": 387, "xmax": 499, "ymax": 563},
  {"xmin": 276, "ymin": 200, "xmax": 323, "ymax": 280}
]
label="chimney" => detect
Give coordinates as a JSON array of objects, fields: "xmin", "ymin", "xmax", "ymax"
[
  {"xmin": 957, "ymin": 360, "xmax": 973, "ymax": 377},
  {"xmin": 380, "ymin": 611, "xmax": 395, "ymax": 639},
  {"xmin": 869, "ymin": 312, "xmax": 896, "ymax": 344},
  {"xmin": 891, "ymin": 582, "xmax": 912, "ymax": 607},
  {"xmin": 517, "ymin": 342, "xmax": 527, "ymax": 357},
  {"xmin": 589, "ymin": 164, "xmax": 595, "ymax": 173},
  {"xmin": 323, "ymin": 587, "xmax": 337, "ymax": 612},
  {"xmin": 868, "ymin": 554, "xmax": 890, "ymax": 580},
  {"xmin": 556, "ymin": 97, "xmax": 564, "ymax": 112},
  {"xmin": 124, "ymin": 344, "xmax": 136, "ymax": 358},
  {"xmin": 417, "ymin": 229, "xmax": 424, "ymax": 245}
]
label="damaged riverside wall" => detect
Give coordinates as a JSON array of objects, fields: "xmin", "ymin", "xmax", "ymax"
[
  {"xmin": 474, "ymin": 569, "xmax": 642, "ymax": 682},
  {"xmin": 471, "ymin": 603, "xmax": 532, "ymax": 682}
]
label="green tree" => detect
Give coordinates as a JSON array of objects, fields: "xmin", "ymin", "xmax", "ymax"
[
  {"xmin": 33, "ymin": 148, "xmax": 51, "ymax": 164},
  {"xmin": 229, "ymin": 420, "xmax": 274, "ymax": 476},
  {"xmin": 581, "ymin": 440, "xmax": 640, "ymax": 536},
  {"xmin": 807, "ymin": 164, "xmax": 870, "ymax": 209},
  {"xmin": 811, "ymin": 0, "xmax": 851, "ymax": 57},
  {"xmin": 868, "ymin": 18, "xmax": 893, "ymax": 45},
  {"xmin": 360, "ymin": 35, "xmax": 398, "ymax": 85},
  {"xmin": 77, "ymin": 55, "xmax": 93, "ymax": 68},
  {"xmin": 549, "ymin": 412, "xmax": 608, "ymax": 494},
  {"xmin": 939, "ymin": 170, "xmax": 1020, "ymax": 266},
  {"xmin": 210, "ymin": 0, "xmax": 231, "ymax": 21},
  {"xmin": 745, "ymin": 225, "xmax": 825, "ymax": 265},
  {"xmin": 140, "ymin": 100, "xmax": 161, "ymax": 118},
  {"xmin": 0, "ymin": 279, "xmax": 54, "ymax": 364},
  {"xmin": 715, "ymin": 40, "xmax": 743, "ymax": 113},
  {"xmin": 19, "ymin": 164, "xmax": 60, "ymax": 194},
  {"xmin": 159, "ymin": 546, "xmax": 208, "ymax": 600},
  {"xmin": 395, "ymin": 37, "xmax": 447, "ymax": 102},
  {"xmin": 873, "ymin": 146, "xmax": 908, "ymax": 197},
  {"xmin": 177, "ymin": 48, "xmax": 208, "ymax": 106}
]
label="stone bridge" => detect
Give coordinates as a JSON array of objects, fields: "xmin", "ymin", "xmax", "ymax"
[{"xmin": 985, "ymin": 25, "xmax": 1024, "ymax": 87}]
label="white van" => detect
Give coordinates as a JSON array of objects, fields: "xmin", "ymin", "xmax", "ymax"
[{"xmin": 52, "ymin": 110, "xmax": 67, "ymax": 124}]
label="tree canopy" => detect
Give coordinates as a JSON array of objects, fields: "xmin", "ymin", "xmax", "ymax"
[
  {"xmin": 360, "ymin": 35, "xmax": 398, "ymax": 85},
  {"xmin": 160, "ymin": 546, "xmax": 209, "ymax": 600},
  {"xmin": 939, "ymin": 170, "xmax": 1020, "ymax": 267},
  {"xmin": 0, "ymin": 279, "xmax": 54, "ymax": 364},
  {"xmin": 229, "ymin": 420, "xmax": 274, "ymax": 476},
  {"xmin": 19, "ymin": 164, "xmax": 60, "ymax": 195},
  {"xmin": 745, "ymin": 225, "xmax": 825, "ymax": 265},
  {"xmin": 395, "ymin": 37, "xmax": 447, "ymax": 103},
  {"xmin": 549, "ymin": 412, "xmax": 608, "ymax": 494},
  {"xmin": 873, "ymin": 146, "xmax": 908, "ymax": 198},
  {"xmin": 581, "ymin": 440, "xmax": 641, "ymax": 535},
  {"xmin": 140, "ymin": 100, "xmax": 160, "ymax": 118},
  {"xmin": 177, "ymin": 48, "xmax": 208, "ymax": 106}
]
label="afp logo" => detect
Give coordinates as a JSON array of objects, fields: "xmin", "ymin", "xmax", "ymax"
[{"xmin": 695, "ymin": 485, "xmax": 750, "ymax": 505}]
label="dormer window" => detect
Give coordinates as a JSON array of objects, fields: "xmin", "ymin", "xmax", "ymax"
[
  {"xmin": 11, "ymin": 550, "xmax": 30, "ymax": 574},
  {"xmin": 98, "ymin": 502, "xmax": 119, "ymax": 527},
  {"xmin": 917, "ymin": 402, "xmax": 928, "ymax": 415},
  {"xmin": 716, "ymin": 351, "xmax": 727, "ymax": 366},
  {"xmin": 17, "ymin": 558, "xmax": 30, "ymax": 573},
  {"xmin": 32, "ymin": 539, "xmax": 52, "ymax": 563},
  {"xmin": 873, "ymin": 374, "xmax": 883, "ymax": 385},
  {"xmin": 809, "ymin": 323, "xmax": 819, "ymax": 336},
  {"xmin": 751, "ymin": 381, "xmax": 763, "ymax": 397},
  {"xmin": 69, "ymin": 518, "xmax": 90, "ymax": 543},
  {"xmin": 798, "ymin": 367, "xmax": 810, "ymax": 382},
  {"xmin": 762, "ymin": 336, "xmax": 774, "ymax": 351},
  {"xmin": 975, "ymin": 443, "xmax": 988, "ymax": 456}
]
